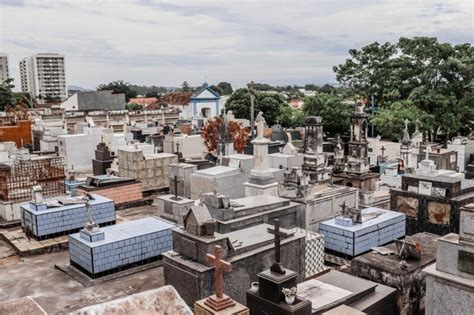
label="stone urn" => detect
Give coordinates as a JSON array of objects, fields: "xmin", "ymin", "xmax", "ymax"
[{"xmin": 250, "ymin": 282, "xmax": 259, "ymax": 293}]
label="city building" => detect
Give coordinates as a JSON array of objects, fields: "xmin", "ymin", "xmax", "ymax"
[
  {"xmin": 19, "ymin": 53, "xmax": 67, "ymax": 102},
  {"xmin": 0, "ymin": 54, "xmax": 9, "ymax": 82}
]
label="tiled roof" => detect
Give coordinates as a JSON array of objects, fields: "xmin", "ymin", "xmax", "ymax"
[
  {"xmin": 128, "ymin": 97, "xmax": 158, "ymax": 105},
  {"xmin": 144, "ymin": 92, "xmax": 193, "ymax": 110}
]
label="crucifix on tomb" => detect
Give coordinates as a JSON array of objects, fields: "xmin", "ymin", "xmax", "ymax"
[
  {"xmin": 340, "ymin": 201, "xmax": 348, "ymax": 217},
  {"xmin": 175, "ymin": 142, "xmax": 181, "ymax": 164},
  {"xmin": 267, "ymin": 219, "xmax": 294, "ymax": 275},
  {"xmin": 204, "ymin": 245, "xmax": 236, "ymax": 311},
  {"xmin": 380, "ymin": 145, "xmax": 386, "ymax": 157},
  {"xmin": 170, "ymin": 175, "xmax": 181, "ymax": 200}
]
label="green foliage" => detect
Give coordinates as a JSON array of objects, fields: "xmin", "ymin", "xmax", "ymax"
[
  {"xmin": 216, "ymin": 82, "xmax": 233, "ymax": 95},
  {"xmin": 225, "ymin": 88, "xmax": 288, "ymax": 126},
  {"xmin": 210, "ymin": 85, "xmax": 223, "ymax": 95},
  {"xmin": 334, "ymin": 37, "xmax": 473, "ymax": 137},
  {"xmin": 302, "ymin": 93, "xmax": 352, "ymax": 135},
  {"xmin": 144, "ymin": 91, "xmax": 161, "ymax": 98},
  {"xmin": 0, "ymin": 78, "xmax": 30, "ymax": 111},
  {"xmin": 370, "ymin": 100, "xmax": 433, "ymax": 140},
  {"xmin": 129, "ymin": 85, "xmax": 167, "ymax": 96},
  {"xmin": 180, "ymin": 81, "xmax": 192, "ymax": 92},
  {"xmin": 97, "ymin": 80, "xmax": 137, "ymax": 102},
  {"xmin": 126, "ymin": 102, "xmax": 143, "ymax": 111},
  {"xmin": 277, "ymin": 107, "xmax": 305, "ymax": 128}
]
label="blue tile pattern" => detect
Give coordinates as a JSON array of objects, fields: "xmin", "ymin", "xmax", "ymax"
[
  {"xmin": 69, "ymin": 217, "xmax": 174, "ymax": 275},
  {"xmin": 20, "ymin": 195, "xmax": 116, "ymax": 239},
  {"xmin": 320, "ymin": 207, "xmax": 406, "ymax": 256}
]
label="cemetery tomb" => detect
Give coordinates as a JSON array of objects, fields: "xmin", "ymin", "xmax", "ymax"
[
  {"xmin": 118, "ymin": 146, "xmax": 178, "ymax": 191},
  {"xmin": 21, "ymin": 194, "xmax": 115, "ymax": 240},
  {"xmin": 391, "ymin": 172, "xmax": 474, "ymax": 235},
  {"xmin": 297, "ymin": 270, "xmax": 397, "ymax": 314},
  {"xmin": 69, "ymin": 217, "xmax": 174, "ymax": 278},
  {"xmin": 424, "ymin": 203, "xmax": 474, "ymax": 315},
  {"xmin": 77, "ymin": 175, "xmax": 143, "ymax": 209},
  {"xmin": 320, "ymin": 207, "xmax": 405, "ymax": 256},
  {"xmin": 352, "ymin": 232, "xmax": 438, "ymax": 314}
]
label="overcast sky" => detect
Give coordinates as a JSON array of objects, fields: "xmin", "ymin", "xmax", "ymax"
[{"xmin": 1, "ymin": 0, "xmax": 472, "ymax": 90}]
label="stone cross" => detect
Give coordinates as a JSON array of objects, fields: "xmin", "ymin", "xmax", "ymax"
[
  {"xmin": 206, "ymin": 245, "xmax": 232, "ymax": 299},
  {"xmin": 175, "ymin": 142, "xmax": 181, "ymax": 164},
  {"xmin": 267, "ymin": 219, "xmax": 293, "ymax": 275},
  {"xmin": 340, "ymin": 201, "xmax": 347, "ymax": 217},
  {"xmin": 404, "ymin": 119, "xmax": 409, "ymax": 131},
  {"xmin": 170, "ymin": 175, "xmax": 181, "ymax": 200},
  {"xmin": 380, "ymin": 146, "xmax": 386, "ymax": 157}
]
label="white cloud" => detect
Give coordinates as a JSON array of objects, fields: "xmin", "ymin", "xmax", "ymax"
[{"xmin": 0, "ymin": 0, "xmax": 472, "ymax": 90}]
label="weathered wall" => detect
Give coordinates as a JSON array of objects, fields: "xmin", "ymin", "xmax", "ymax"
[
  {"xmin": 425, "ymin": 274, "xmax": 474, "ymax": 315},
  {"xmin": 0, "ymin": 121, "xmax": 32, "ymax": 147},
  {"xmin": 76, "ymin": 182, "xmax": 142, "ymax": 206}
]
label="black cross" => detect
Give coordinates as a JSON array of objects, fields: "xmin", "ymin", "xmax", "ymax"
[
  {"xmin": 170, "ymin": 175, "xmax": 181, "ymax": 200},
  {"xmin": 380, "ymin": 146, "xmax": 386, "ymax": 157},
  {"xmin": 340, "ymin": 201, "xmax": 347, "ymax": 217},
  {"xmin": 175, "ymin": 142, "xmax": 181, "ymax": 164},
  {"xmin": 267, "ymin": 219, "xmax": 294, "ymax": 275}
]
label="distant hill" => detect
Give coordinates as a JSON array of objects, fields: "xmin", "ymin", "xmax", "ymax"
[{"xmin": 67, "ymin": 85, "xmax": 93, "ymax": 92}]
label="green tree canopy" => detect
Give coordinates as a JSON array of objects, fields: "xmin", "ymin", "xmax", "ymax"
[
  {"xmin": 334, "ymin": 37, "xmax": 473, "ymax": 137},
  {"xmin": 126, "ymin": 102, "xmax": 143, "ymax": 111},
  {"xmin": 0, "ymin": 78, "xmax": 31, "ymax": 111},
  {"xmin": 370, "ymin": 100, "xmax": 434, "ymax": 140},
  {"xmin": 97, "ymin": 80, "xmax": 137, "ymax": 102},
  {"xmin": 302, "ymin": 93, "xmax": 352, "ymax": 136},
  {"xmin": 277, "ymin": 107, "xmax": 305, "ymax": 128},
  {"xmin": 216, "ymin": 82, "xmax": 233, "ymax": 95},
  {"xmin": 180, "ymin": 81, "xmax": 192, "ymax": 92},
  {"xmin": 225, "ymin": 88, "xmax": 288, "ymax": 126}
]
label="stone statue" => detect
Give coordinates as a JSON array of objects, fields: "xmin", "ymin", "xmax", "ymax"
[{"xmin": 255, "ymin": 111, "xmax": 265, "ymax": 138}]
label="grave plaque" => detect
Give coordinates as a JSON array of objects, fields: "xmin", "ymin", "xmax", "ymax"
[
  {"xmin": 407, "ymin": 186, "xmax": 418, "ymax": 193},
  {"xmin": 458, "ymin": 250, "xmax": 474, "ymax": 274},
  {"xmin": 418, "ymin": 181, "xmax": 432, "ymax": 196},
  {"xmin": 432, "ymin": 187, "xmax": 446, "ymax": 197}
]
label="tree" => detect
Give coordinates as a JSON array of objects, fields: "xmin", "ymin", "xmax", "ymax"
[
  {"xmin": 0, "ymin": 78, "xmax": 30, "ymax": 111},
  {"xmin": 277, "ymin": 107, "xmax": 305, "ymax": 128},
  {"xmin": 334, "ymin": 37, "xmax": 473, "ymax": 136},
  {"xmin": 97, "ymin": 80, "xmax": 137, "ymax": 101},
  {"xmin": 370, "ymin": 100, "xmax": 433, "ymax": 140},
  {"xmin": 225, "ymin": 88, "xmax": 288, "ymax": 126},
  {"xmin": 180, "ymin": 81, "xmax": 192, "ymax": 92},
  {"xmin": 0, "ymin": 78, "xmax": 16, "ymax": 111},
  {"xmin": 145, "ymin": 91, "xmax": 161, "ymax": 98},
  {"xmin": 210, "ymin": 85, "xmax": 224, "ymax": 95},
  {"xmin": 302, "ymin": 93, "xmax": 353, "ymax": 136},
  {"xmin": 202, "ymin": 116, "xmax": 249, "ymax": 154},
  {"xmin": 126, "ymin": 102, "xmax": 143, "ymax": 111},
  {"xmin": 217, "ymin": 82, "xmax": 233, "ymax": 95}
]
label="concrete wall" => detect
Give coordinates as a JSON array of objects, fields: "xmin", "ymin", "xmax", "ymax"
[
  {"xmin": 425, "ymin": 274, "xmax": 474, "ymax": 315},
  {"xmin": 57, "ymin": 128, "xmax": 104, "ymax": 172}
]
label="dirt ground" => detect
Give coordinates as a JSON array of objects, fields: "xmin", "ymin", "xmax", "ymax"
[{"xmin": 0, "ymin": 201, "xmax": 168, "ymax": 314}]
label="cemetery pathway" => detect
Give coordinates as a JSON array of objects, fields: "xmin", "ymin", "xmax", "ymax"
[{"xmin": 0, "ymin": 251, "xmax": 165, "ymax": 314}]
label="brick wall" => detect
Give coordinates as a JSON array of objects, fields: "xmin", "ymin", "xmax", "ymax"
[
  {"xmin": 0, "ymin": 120, "xmax": 32, "ymax": 147},
  {"xmin": 77, "ymin": 182, "xmax": 143, "ymax": 206}
]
